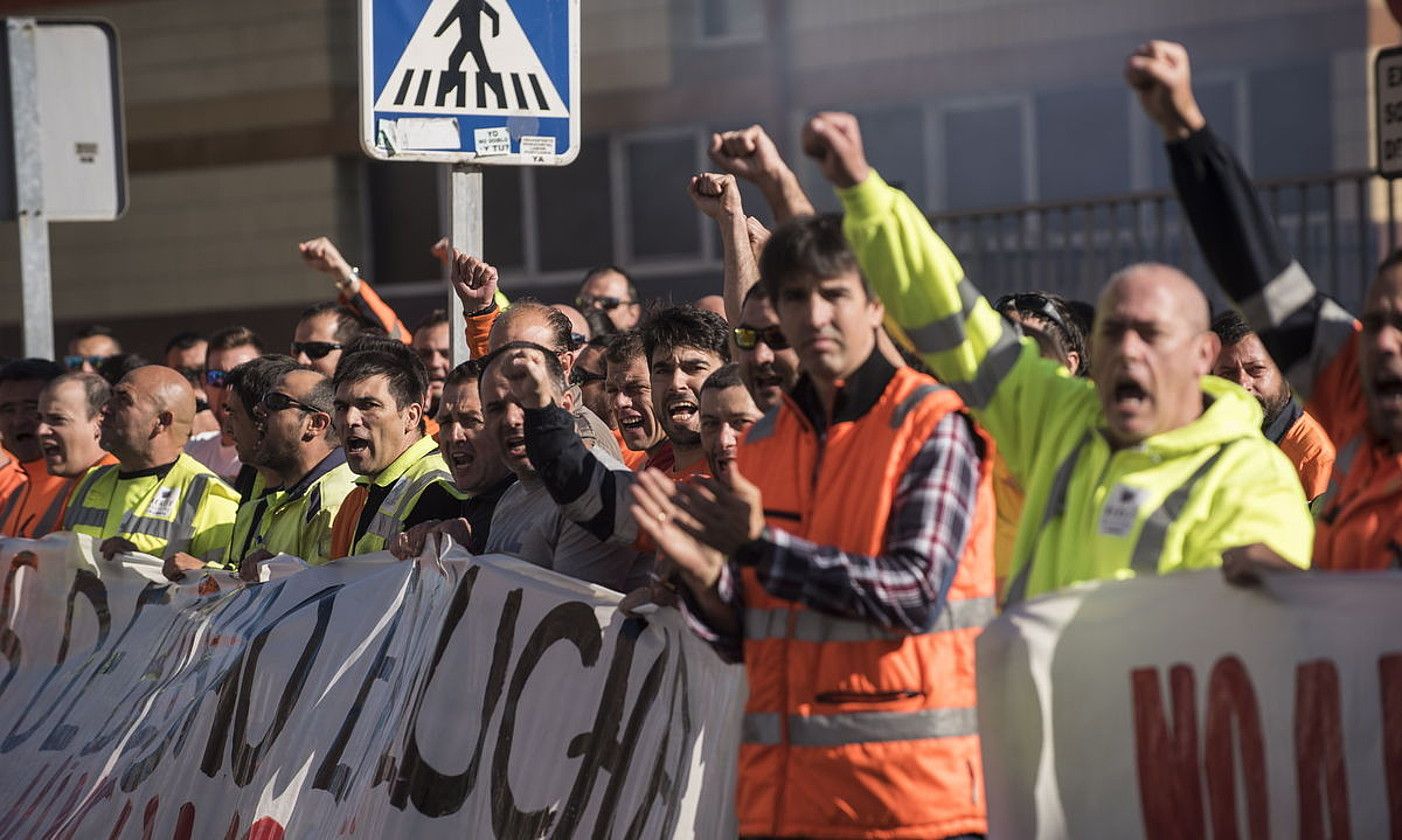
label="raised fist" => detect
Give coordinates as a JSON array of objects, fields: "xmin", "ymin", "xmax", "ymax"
[
  {"xmin": 298, "ymin": 237, "xmax": 355, "ymax": 287},
  {"xmin": 450, "ymin": 250, "xmax": 500, "ymax": 314},
  {"xmin": 800, "ymin": 112, "xmax": 870, "ymax": 189},
  {"xmin": 1124, "ymin": 40, "xmax": 1205, "ymax": 141},
  {"xmin": 708, "ymin": 125, "xmax": 787, "ymax": 185},
  {"xmin": 687, "ymin": 172, "xmax": 744, "ymax": 221},
  {"xmin": 501, "ymin": 346, "xmax": 555, "ymax": 409}
]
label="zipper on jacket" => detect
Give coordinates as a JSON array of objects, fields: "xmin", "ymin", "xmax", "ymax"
[{"xmin": 815, "ymin": 688, "xmax": 921, "ymax": 704}]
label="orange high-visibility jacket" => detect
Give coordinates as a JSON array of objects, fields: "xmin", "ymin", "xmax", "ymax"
[{"xmin": 734, "ymin": 364, "xmax": 995, "ymax": 839}]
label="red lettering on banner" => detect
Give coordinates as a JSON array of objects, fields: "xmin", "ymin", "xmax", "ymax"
[
  {"xmin": 1204, "ymin": 656, "xmax": 1269, "ymax": 840},
  {"xmin": 1380, "ymin": 652, "xmax": 1402, "ymax": 838},
  {"xmin": 1131, "ymin": 664, "xmax": 1204, "ymax": 839},
  {"xmin": 245, "ymin": 816, "xmax": 286, "ymax": 840},
  {"xmin": 105, "ymin": 798, "xmax": 132, "ymax": 840},
  {"xmin": 1294, "ymin": 660, "xmax": 1351, "ymax": 840},
  {"xmin": 172, "ymin": 802, "xmax": 196, "ymax": 840},
  {"xmin": 222, "ymin": 812, "xmax": 241, "ymax": 840},
  {"xmin": 139, "ymin": 795, "xmax": 159, "ymax": 840}
]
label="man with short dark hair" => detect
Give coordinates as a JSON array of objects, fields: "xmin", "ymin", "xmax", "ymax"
[
  {"xmin": 697, "ymin": 364, "xmax": 762, "ymax": 483},
  {"xmin": 66, "ymin": 325, "xmax": 122, "ymax": 373},
  {"xmin": 733, "ymin": 284, "xmax": 799, "ymax": 412},
  {"xmin": 641, "ymin": 304, "xmax": 731, "ymax": 479},
  {"xmin": 1210, "ymin": 310, "xmax": 1334, "ymax": 500},
  {"xmin": 480, "ymin": 341, "xmax": 649, "ymax": 591},
  {"xmin": 293, "ymin": 302, "xmax": 364, "ymax": 376},
  {"xmin": 0, "ymin": 360, "xmax": 78, "ymax": 536},
  {"xmin": 327, "ymin": 343, "xmax": 462, "ymax": 558},
  {"xmin": 411, "ymin": 309, "xmax": 452, "ymax": 418},
  {"xmin": 188, "ymin": 326, "xmax": 264, "ymax": 482},
  {"xmin": 576, "ymin": 265, "xmax": 641, "ymax": 332},
  {"xmin": 994, "ymin": 291, "xmax": 1088, "ymax": 377},
  {"xmin": 605, "ymin": 331, "xmax": 667, "ymax": 467}
]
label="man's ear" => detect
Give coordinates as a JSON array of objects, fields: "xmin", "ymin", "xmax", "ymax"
[
  {"xmin": 305, "ymin": 411, "xmax": 331, "ymax": 442},
  {"xmin": 558, "ymin": 387, "xmax": 576, "ymax": 413},
  {"xmin": 155, "ymin": 409, "xmax": 174, "ymax": 436},
  {"xmin": 1195, "ymin": 331, "xmax": 1222, "ymax": 376},
  {"xmin": 404, "ymin": 402, "xmax": 423, "ymax": 433},
  {"xmin": 867, "ymin": 296, "xmax": 886, "ymax": 328}
]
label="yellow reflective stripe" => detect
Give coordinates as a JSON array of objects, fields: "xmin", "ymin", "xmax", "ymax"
[
  {"xmin": 743, "ymin": 707, "xmax": 979, "ymax": 747},
  {"xmin": 744, "ymin": 597, "xmax": 995, "ymax": 645},
  {"xmin": 1128, "ymin": 444, "xmax": 1234, "ymax": 576},
  {"xmin": 66, "ymin": 505, "xmax": 108, "ymax": 528},
  {"xmin": 945, "ymin": 321, "xmax": 1022, "ymax": 410},
  {"xmin": 369, "ymin": 470, "xmax": 450, "ymax": 541},
  {"xmin": 902, "ymin": 277, "xmax": 982, "ymax": 354}
]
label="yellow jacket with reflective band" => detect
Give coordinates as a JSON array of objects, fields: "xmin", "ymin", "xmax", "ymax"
[
  {"xmin": 227, "ymin": 452, "xmax": 358, "ymax": 569},
  {"xmin": 62, "ymin": 452, "xmax": 239, "ymax": 564},
  {"xmin": 735, "ymin": 364, "xmax": 995, "ymax": 839},
  {"xmin": 350, "ymin": 434, "xmax": 457, "ymax": 556},
  {"xmin": 838, "ymin": 171, "xmax": 1313, "ymax": 603}
]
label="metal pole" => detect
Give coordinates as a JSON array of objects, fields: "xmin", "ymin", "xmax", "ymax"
[
  {"xmin": 8, "ymin": 18, "xmax": 52, "ymax": 360},
  {"xmin": 449, "ymin": 162, "xmax": 483, "ymax": 366}
]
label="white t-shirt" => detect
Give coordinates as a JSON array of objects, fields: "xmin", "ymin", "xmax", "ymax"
[{"xmin": 184, "ymin": 431, "xmax": 241, "ymax": 483}]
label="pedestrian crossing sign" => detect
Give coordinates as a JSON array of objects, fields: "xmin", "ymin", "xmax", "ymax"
[{"xmin": 360, "ymin": 0, "xmax": 579, "ymax": 164}]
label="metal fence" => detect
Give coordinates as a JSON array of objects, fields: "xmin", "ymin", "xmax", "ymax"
[{"xmin": 928, "ymin": 171, "xmax": 1394, "ymax": 315}]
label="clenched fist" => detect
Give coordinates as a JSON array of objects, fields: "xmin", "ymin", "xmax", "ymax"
[
  {"xmin": 708, "ymin": 125, "xmax": 787, "ymax": 185},
  {"xmin": 687, "ymin": 172, "xmax": 744, "ymax": 221},
  {"xmin": 800, "ymin": 112, "xmax": 870, "ymax": 190},
  {"xmin": 1125, "ymin": 40, "xmax": 1206, "ymax": 141},
  {"xmin": 450, "ymin": 250, "xmax": 500, "ymax": 315}
]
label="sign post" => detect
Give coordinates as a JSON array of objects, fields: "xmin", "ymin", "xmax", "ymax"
[
  {"xmin": 360, "ymin": 0, "xmax": 581, "ymax": 364},
  {"xmin": 1377, "ymin": 46, "xmax": 1402, "ymax": 179},
  {"xmin": 7, "ymin": 18, "xmax": 49, "ymax": 359}
]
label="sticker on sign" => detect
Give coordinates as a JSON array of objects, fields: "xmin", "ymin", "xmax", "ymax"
[{"xmin": 1377, "ymin": 46, "xmax": 1402, "ymax": 178}]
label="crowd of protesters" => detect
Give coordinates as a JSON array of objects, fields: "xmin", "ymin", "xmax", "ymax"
[{"xmin": 0, "ymin": 41, "xmax": 1395, "ymax": 838}]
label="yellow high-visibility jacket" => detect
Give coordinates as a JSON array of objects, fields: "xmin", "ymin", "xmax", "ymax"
[
  {"xmin": 227, "ymin": 451, "xmax": 358, "ymax": 569},
  {"xmin": 63, "ymin": 453, "xmax": 239, "ymax": 565},
  {"xmin": 839, "ymin": 171, "xmax": 1313, "ymax": 603}
]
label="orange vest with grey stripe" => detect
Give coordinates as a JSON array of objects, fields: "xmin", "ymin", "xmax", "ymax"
[{"xmin": 734, "ymin": 365, "xmax": 995, "ymax": 839}]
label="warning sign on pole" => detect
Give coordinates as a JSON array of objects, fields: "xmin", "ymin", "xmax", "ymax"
[{"xmin": 1376, "ymin": 46, "xmax": 1402, "ymax": 178}]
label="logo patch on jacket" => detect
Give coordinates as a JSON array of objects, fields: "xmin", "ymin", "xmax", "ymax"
[
  {"xmin": 1099, "ymin": 484, "xmax": 1149, "ymax": 538},
  {"xmin": 147, "ymin": 487, "xmax": 179, "ymax": 519}
]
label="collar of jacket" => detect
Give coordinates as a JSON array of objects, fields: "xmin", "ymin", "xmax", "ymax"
[
  {"xmin": 357, "ymin": 434, "xmax": 440, "ymax": 488},
  {"xmin": 117, "ymin": 457, "xmax": 181, "ymax": 481},
  {"xmin": 1101, "ymin": 375, "xmax": 1266, "ymax": 456},
  {"xmin": 1261, "ymin": 395, "xmax": 1303, "ymax": 445},
  {"xmin": 284, "ymin": 447, "xmax": 348, "ymax": 502},
  {"xmin": 789, "ymin": 345, "xmax": 897, "ymax": 433}
]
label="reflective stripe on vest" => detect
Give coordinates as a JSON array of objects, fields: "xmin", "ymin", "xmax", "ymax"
[
  {"xmin": 1127, "ymin": 444, "xmax": 1234, "ymax": 575},
  {"xmin": 744, "ymin": 596, "xmax": 995, "ymax": 644},
  {"xmin": 948, "ymin": 319, "xmax": 1022, "ymax": 410},
  {"xmin": 32, "ymin": 487, "xmax": 68, "ymax": 536},
  {"xmin": 1005, "ymin": 430, "xmax": 1091, "ymax": 607},
  {"xmin": 743, "ymin": 706, "xmax": 979, "ymax": 748},
  {"xmin": 66, "ymin": 504, "xmax": 108, "ymax": 529},
  {"xmin": 902, "ymin": 277, "xmax": 983, "ymax": 354},
  {"xmin": 0, "ymin": 485, "xmax": 24, "ymax": 528},
  {"xmin": 368, "ymin": 471, "xmax": 449, "ymax": 541},
  {"xmin": 1316, "ymin": 434, "xmax": 1362, "ymax": 523}
]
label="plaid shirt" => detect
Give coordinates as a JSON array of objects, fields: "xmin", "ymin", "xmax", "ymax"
[{"xmin": 683, "ymin": 410, "xmax": 981, "ymax": 662}]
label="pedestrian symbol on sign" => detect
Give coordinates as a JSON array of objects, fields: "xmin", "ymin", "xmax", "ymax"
[{"xmin": 374, "ymin": 0, "xmax": 568, "ymax": 118}]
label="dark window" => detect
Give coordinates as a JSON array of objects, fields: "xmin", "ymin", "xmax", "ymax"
[
  {"xmin": 1249, "ymin": 63, "xmax": 1332, "ymax": 180},
  {"xmin": 699, "ymin": 0, "xmax": 764, "ymax": 41},
  {"xmin": 627, "ymin": 134, "xmax": 703, "ymax": 260},
  {"xmin": 483, "ymin": 167, "xmax": 524, "ymax": 270},
  {"xmin": 1035, "ymin": 88, "xmax": 1131, "ymax": 202},
  {"xmin": 365, "ymin": 160, "xmax": 441, "ymax": 284},
  {"xmin": 945, "ymin": 104, "xmax": 1025, "ymax": 210},
  {"xmin": 534, "ymin": 136, "xmax": 614, "ymax": 273}
]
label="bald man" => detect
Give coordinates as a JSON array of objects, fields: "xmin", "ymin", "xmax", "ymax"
[
  {"xmin": 552, "ymin": 303, "xmax": 591, "ymax": 345},
  {"xmin": 803, "ymin": 111, "xmax": 1312, "ymax": 603},
  {"xmin": 63, "ymin": 365, "xmax": 239, "ymax": 569}
]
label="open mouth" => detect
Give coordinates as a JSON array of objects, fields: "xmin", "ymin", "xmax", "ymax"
[
  {"xmin": 504, "ymin": 434, "xmax": 527, "ymax": 458},
  {"xmin": 39, "ymin": 439, "xmax": 60, "ymax": 457},
  {"xmin": 1374, "ymin": 373, "xmax": 1402, "ymax": 402},
  {"xmin": 448, "ymin": 447, "xmax": 474, "ymax": 469},
  {"xmin": 618, "ymin": 412, "xmax": 645, "ymax": 431},
  {"xmin": 344, "ymin": 435, "xmax": 371, "ymax": 457},
  {"xmin": 1111, "ymin": 378, "xmax": 1149, "ymax": 408},
  {"xmin": 666, "ymin": 400, "xmax": 698, "ymax": 424}
]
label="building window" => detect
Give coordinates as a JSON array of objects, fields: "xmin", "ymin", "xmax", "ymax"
[
  {"xmin": 944, "ymin": 103, "xmax": 1027, "ymax": 210},
  {"xmin": 698, "ymin": 0, "xmax": 765, "ymax": 44},
  {"xmin": 1249, "ymin": 62, "xmax": 1332, "ymax": 180},
  {"xmin": 1035, "ymin": 87, "xmax": 1131, "ymax": 202},
  {"xmin": 624, "ymin": 132, "xmax": 705, "ymax": 261},
  {"xmin": 533, "ymin": 136, "xmax": 614, "ymax": 274}
]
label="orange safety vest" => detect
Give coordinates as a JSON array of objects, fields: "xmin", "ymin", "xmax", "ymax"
[
  {"xmin": 734, "ymin": 364, "xmax": 995, "ymax": 839},
  {"xmin": 1307, "ymin": 331, "xmax": 1402, "ymax": 569},
  {"xmin": 0, "ymin": 455, "xmax": 118, "ymax": 538}
]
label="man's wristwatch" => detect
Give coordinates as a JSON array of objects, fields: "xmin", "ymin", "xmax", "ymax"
[
  {"xmin": 336, "ymin": 265, "xmax": 361, "ymax": 294},
  {"xmin": 465, "ymin": 301, "xmax": 498, "ymax": 318}
]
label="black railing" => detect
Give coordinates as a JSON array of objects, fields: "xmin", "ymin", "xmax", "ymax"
[{"xmin": 929, "ymin": 170, "xmax": 1386, "ymax": 314}]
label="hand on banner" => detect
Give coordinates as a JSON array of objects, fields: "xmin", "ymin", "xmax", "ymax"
[
  {"xmin": 98, "ymin": 536, "xmax": 138, "ymax": 562},
  {"xmin": 1221, "ymin": 543, "xmax": 1302, "ymax": 588},
  {"xmin": 502, "ymin": 346, "xmax": 555, "ymax": 409},
  {"xmin": 162, "ymin": 552, "xmax": 206, "ymax": 582},
  {"xmin": 392, "ymin": 518, "xmax": 474, "ymax": 561},
  {"xmin": 745, "ymin": 216, "xmax": 771, "ymax": 263},
  {"xmin": 297, "ymin": 236, "xmax": 357, "ymax": 291},
  {"xmin": 630, "ymin": 468, "xmax": 727, "ymax": 590},
  {"xmin": 451, "ymin": 251, "xmax": 500, "ymax": 315},
  {"xmin": 801, "ymin": 111, "xmax": 870, "ymax": 189},
  {"xmin": 687, "ymin": 173, "xmax": 743, "ymax": 221},
  {"xmin": 708, "ymin": 125, "xmax": 788, "ymax": 187},
  {"xmin": 1125, "ymin": 40, "xmax": 1206, "ymax": 141},
  {"xmin": 238, "ymin": 548, "xmax": 274, "ymax": 583},
  {"xmin": 675, "ymin": 471, "xmax": 766, "ymax": 557}
]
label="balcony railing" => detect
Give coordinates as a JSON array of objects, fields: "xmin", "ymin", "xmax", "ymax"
[{"xmin": 928, "ymin": 170, "xmax": 1389, "ymax": 314}]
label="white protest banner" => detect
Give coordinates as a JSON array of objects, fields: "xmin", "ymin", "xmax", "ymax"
[
  {"xmin": 976, "ymin": 568, "xmax": 1402, "ymax": 839},
  {"xmin": 0, "ymin": 533, "xmax": 744, "ymax": 838}
]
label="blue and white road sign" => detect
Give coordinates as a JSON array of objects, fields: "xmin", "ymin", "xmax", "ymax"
[{"xmin": 359, "ymin": 0, "xmax": 579, "ymax": 165}]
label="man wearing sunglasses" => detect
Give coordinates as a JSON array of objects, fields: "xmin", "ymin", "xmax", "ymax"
[
  {"xmin": 575, "ymin": 266, "xmax": 641, "ymax": 332},
  {"xmin": 733, "ymin": 284, "xmax": 800, "ymax": 412},
  {"xmin": 229, "ymin": 367, "xmax": 357, "ymax": 579},
  {"xmin": 292, "ymin": 302, "xmax": 365, "ymax": 377},
  {"xmin": 187, "ymin": 326, "xmax": 264, "ymax": 484},
  {"xmin": 65, "ymin": 325, "xmax": 122, "ymax": 374}
]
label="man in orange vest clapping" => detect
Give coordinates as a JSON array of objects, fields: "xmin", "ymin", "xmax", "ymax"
[{"xmin": 633, "ymin": 215, "xmax": 996, "ymax": 839}]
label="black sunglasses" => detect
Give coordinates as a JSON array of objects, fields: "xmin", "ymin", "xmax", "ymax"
[
  {"xmin": 575, "ymin": 295, "xmax": 633, "ymax": 312},
  {"xmin": 291, "ymin": 341, "xmax": 342, "ymax": 360},
  {"xmin": 733, "ymin": 325, "xmax": 790, "ymax": 352},
  {"xmin": 994, "ymin": 293, "xmax": 1072, "ymax": 340},
  {"xmin": 63, "ymin": 354, "xmax": 104, "ymax": 370},
  {"xmin": 262, "ymin": 391, "xmax": 327, "ymax": 414},
  {"xmin": 570, "ymin": 367, "xmax": 606, "ymax": 386}
]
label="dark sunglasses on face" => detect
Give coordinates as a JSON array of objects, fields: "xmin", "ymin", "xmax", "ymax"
[
  {"xmin": 63, "ymin": 355, "xmax": 104, "ymax": 370},
  {"xmin": 575, "ymin": 295, "xmax": 632, "ymax": 312},
  {"xmin": 733, "ymin": 325, "xmax": 790, "ymax": 352},
  {"xmin": 994, "ymin": 293, "xmax": 1072, "ymax": 340},
  {"xmin": 291, "ymin": 341, "xmax": 342, "ymax": 360},
  {"xmin": 262, "ymin": 391, "xmax": 327, "ymax": 414},
  {"xmin": 570, "ymin": 368, "xmax": 607, "ymax": 387},
  {"xmin": 205, "ymin": 369, "xmax": 229, "ymax": 388}
]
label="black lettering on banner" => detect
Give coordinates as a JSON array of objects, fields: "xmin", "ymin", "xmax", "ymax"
[
  {"xmin": 491, "ymin": 600, "xmax": 603, "ymax": 839},
  {"xmin": 388, "ymin": 568, "xmax": 525, "ymax": 817},
  {"xmin": 1, "ymin": 569, "xmax": 110, "ymax": 753},
  {"xmin": 40, "ymin": 582, "xmax": 170, "ymax": 752},
  {"xmin": 0, "ymin": 549, "xmax": 40, "ymax": 703},
  {"xmin": 591, "ymin": 627, "xmax": 669, "ymax": 838},
  {"xmin": 199, "ymin": 584, "xmax": 341, "ymax": 786},
  {"xmin": 628, "ymin": 627, "xmax": 695, "ymax": 839}
]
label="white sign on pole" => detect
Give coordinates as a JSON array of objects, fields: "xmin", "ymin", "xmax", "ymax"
[{"xmin": 1376, "ymin": 46, "xmax": 1402, "ymax": 179}]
